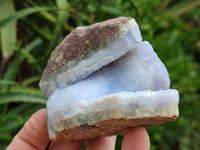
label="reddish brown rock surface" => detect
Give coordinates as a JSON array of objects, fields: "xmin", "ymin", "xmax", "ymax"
[
  {"xmin": 42, "ymin": 17, "xmax": 131, "ymax": 78},
  {"xmin": 54, "ymin": 116, "xmax": 177, "ymax": 143}
]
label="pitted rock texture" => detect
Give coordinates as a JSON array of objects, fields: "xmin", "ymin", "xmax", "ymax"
[
  {"xmin": 42, "ymin": 17, "xmax": 131, "ymax": 78},
  {"xmin": 54, "ymin": 116, "xmax": 177, "ymax": 142}
]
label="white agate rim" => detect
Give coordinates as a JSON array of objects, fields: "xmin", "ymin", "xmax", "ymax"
[{"xmin": 47, "ymin": 89, "xmax": 179, "ymax": 139}]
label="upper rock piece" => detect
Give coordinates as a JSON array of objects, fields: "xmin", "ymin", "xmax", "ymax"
[
  {"xmin": 39, "ymin": 16, "xmax": 142, "ymax": 97},
  {"xmin": 42, "ymin": 17, "xmax": 131, "ymax": 78}
]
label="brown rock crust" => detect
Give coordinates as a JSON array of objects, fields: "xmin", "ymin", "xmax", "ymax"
[
  {"xmin": 54, "ymin": 116, "xmax": 177, "ymax": 143},
  {"xmin": 42, "ymin": 17, "xmax": 131, "ymax": 78}
]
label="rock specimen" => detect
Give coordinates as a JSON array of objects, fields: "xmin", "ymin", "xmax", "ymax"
[{"xmin": 39, "ymin": 17, "xmax": 179, "ymax": 142}]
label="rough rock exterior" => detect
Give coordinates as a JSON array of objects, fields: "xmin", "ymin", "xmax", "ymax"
[
  {"xmin": 55, "ymin": 116, "xmax": 177, "ymax": 142},
  {"xmin": 42, "ymin": 17, "xmax": 131, "ymax": 78}
]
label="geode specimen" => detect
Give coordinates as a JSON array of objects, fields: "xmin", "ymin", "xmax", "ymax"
[{"xmin": 39, "ymin": 17, "xmax": 179, "ymax": 142}]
